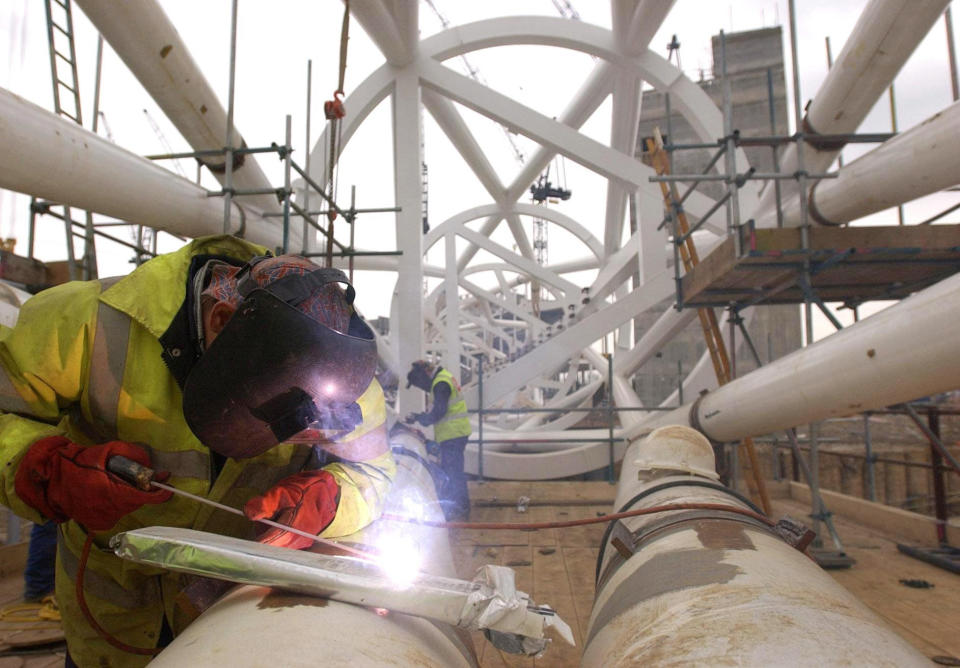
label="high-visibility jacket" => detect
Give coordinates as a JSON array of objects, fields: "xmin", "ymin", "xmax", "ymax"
[
  {"xmin": 431, "ymin": 368, "xmax": 471, "ymax": 442},
  {"xmin": 0, "ymin": 235, "xmax": 394, "ymax": 667}
]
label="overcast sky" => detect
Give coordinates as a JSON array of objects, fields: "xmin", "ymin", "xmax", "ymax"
[{"xmin": 1, "ymin": 0, "xmax": 957, "ymax": 334}]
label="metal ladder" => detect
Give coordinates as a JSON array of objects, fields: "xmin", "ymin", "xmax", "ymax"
[{"xmin": 41, "ymin": 0, "xmax": 97, "ymax": 280}]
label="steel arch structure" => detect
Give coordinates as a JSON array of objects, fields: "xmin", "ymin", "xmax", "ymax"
[{"xmin": 302, "ymin": 5, "xmax": 761, "ymax": 479}]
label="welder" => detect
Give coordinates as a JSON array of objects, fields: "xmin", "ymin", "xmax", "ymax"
[
  {"xmin": 0, "ymin": 235, "xmax": 394, "ymax": 666},
  {"xmin": 404, "ymin": 360, "xmax": 472, "ymax": 521}
]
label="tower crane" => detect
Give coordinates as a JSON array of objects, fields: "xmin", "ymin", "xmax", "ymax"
[
  {"xmin": 142, "ymin": 108, "xmax": 187, "ymax": 178},
  {"xmin": 97, "ymin": 111, "xmax": 115, "ymax": 142},
  {"xmin": 422, "ymin": 0, "xmax": 526, "ymax": 165}
]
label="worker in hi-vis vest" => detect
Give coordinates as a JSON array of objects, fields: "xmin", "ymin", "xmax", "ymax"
[
  {"xmin": 0, "ymin": 236, "xmax": 394, "ymax": 666},
  {"xmin": 404, "ymin": 360, "xmax": 472, "ymax": 520}
]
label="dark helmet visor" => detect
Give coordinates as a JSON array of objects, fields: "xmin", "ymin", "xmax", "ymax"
[{"xmin": 182, "ymin": 288, "xmax": 377, "ymax": 459}]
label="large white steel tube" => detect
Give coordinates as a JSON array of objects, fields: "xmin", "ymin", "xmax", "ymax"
[
  {"xmin": 75, "ymin": 0, "xmax": 283, "ymax": 219},
  {"xmin": 784, "ymin": 100, "xmax": 960, "ymax": 226},
  {"xmin": 0, "ymin": 88, "xmax": 284, "ymax": 250},
  {"xmin": 640, "ymin": 273, "xmax": 960, "ymax": 443},
  {"xmin": 804, "ymin": 0, "xmax": 948, "ymax": 138},
  {"xmin": 583, "ymin": 427, "xmax": 928, "ymax": 666},
  {"xmin": 753, "ymin": 0, "xmax": 949, "ymax": 222},
  {"xmin": 152, "ymin": 426, "xmax": 478, "ymax": 666}
]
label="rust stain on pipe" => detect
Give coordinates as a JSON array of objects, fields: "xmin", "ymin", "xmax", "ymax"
[
  {"xmin": 588, "ymin": 545, "xmax": 743, "ymax": 646},
  {"xmin": 257, "ymin": 592, "xmax": 331, "ymax": 610},
  {"xmin": 696, "ymin": 520, "xmax": 755, "ymax": 551}
]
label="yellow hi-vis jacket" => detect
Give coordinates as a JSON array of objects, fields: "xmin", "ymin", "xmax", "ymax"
[
  {"xmin": 431, "ymin": 368, "xmax": 472, "ymax": 442},
  {"xmin": 0, "ymin": 235, "xmax": 394, "ymax": 667}
]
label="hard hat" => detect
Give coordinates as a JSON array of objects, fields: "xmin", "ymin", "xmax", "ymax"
[
  {"xmin": 182, "ymin": 256, "xmax": 377, "ymax": 459},
  {"xmin": 406, "ymin": 360, "xmax": 435, "ymax": 390},
  {"xmin": 634, "ymin": 425, "xmax": 719, "ymax": 480}
]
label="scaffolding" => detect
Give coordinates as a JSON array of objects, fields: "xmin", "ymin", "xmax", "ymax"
[
  {"xmin": 643, "ymin": 8, "xmax": 960, "ymax": 568},
  {"xmin": 29, "ymin": 0, "xmax": 399, "ymax": 289}
]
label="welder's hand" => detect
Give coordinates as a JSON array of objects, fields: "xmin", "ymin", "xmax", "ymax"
[
  {"xmin": 411, "ymin": 412, "xmax": 431, "ymax": 427},
  {"xmin": 14, "ymin": 436, "xmax": 172, "ymax": 531},
  {"xmin": 244, "ymin": 470, "xmax": 340, "ymax": 550}
]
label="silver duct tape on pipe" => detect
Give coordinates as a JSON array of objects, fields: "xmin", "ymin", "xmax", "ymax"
[
  {"xmin": 111, "ymin": 527, "xmax": 569, "ymax": 653},
  {"xmin": 0, "ymin": 87, "xmax": 283, "ymax": 249},
  {"xmin": 583, "ymin": 427, "xmax": 928, "ymax": 666},
  {"xmin": 142, "ymin": 427, "xmax": 567, "ymax": 665},
  {"xmin": 636, "ymin": 272, "xmax": 960, "ymax": 443},
  {"xmin": 145, "ymin": 425, "xmax": 477, "ymax": 666},
  {"xmin": 75, "ymin": 0, "xmax": 283, "ymax": 220},
  {"xmin": 753, "ymin": 0, "xmax": 949, "ymax": 223}
]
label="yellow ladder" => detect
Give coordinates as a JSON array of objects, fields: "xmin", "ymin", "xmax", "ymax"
[{"xmin": 644, "ymin": 131, "xmax": 771, "ymax": 515}]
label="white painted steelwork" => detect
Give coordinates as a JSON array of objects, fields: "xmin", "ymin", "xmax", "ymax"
[
  {"xmin": 153, "ymin": 586, "xmax": 477, "ymax": 667},
  {"xmin": 781, "ymin": 100, "xmax": 960, "ymax": 226},
  {"xmin": 641, "ymin": 273, "xmax": 960, "ymax": 443},
  {"xmin": 74, "ymin": 0, "xmax": 283, "ymax": 219},
  {"xmin": 582, "ymin": 426, "xmax": 928, "ymax": 666},
  {"xmin": 114, "ymin": 529, "xmax": 570, "ymax": 653},
  {"xmin": 0, "ymin": 87, "xmax": 283, "ymax": 249},
  {"xmin": 753, "ymin": 0, "xmax": 949, "ymax": 223},
  {"xmin": 309, "ymin": 9, "xmax": 749, "ymax": 420},
  {"xmin": 6, "ymin": 0, "xmax": 957, "ymax": 481}
]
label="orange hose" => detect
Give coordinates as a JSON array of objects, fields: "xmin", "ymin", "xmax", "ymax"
[
  {"xmin": 77, "ymin": 535, "xmax": 160, "ymax": 657},
  {"xmin": 382, "ymin": 502, "xmax": 775, "ymax": 530}
]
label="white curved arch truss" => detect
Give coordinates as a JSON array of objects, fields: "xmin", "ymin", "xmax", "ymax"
[
  {"xmin": 291, "ymin": 2, "xmax": 952, "ymax": 479},
  {"xmin": 298, "ymin": 5, "xmax": 760, "ymax": 479}
]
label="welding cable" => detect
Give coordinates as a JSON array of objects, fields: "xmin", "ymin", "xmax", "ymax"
[
  {"xmin": 382, "ymin": 502, "xmax": 776, "ymax": 531},
  {"xmin": 76, "ymin": 535, "xmax": 161, "ymax": 656}
]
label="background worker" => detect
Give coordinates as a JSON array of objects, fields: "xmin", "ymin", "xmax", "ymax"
[
  {"xmin": 0, "ymin": 235, "xmax": 394, "ymax": 666},
  {"xmin": 404, "ymin": 360, "xmax": 472, "ymax": 520}
]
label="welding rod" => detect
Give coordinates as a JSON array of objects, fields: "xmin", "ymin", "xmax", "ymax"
[{"xmin": 107, "ymin": 455, "xmax": 371, "ymax": 560}]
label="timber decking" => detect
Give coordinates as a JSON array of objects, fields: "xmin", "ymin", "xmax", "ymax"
[
  {"xmin": 453, "ymin": 480, "xmax": 960, "ymax": 667},
  {"xmin": 678, "ymin": 224, "xmax": 960, "ymax": 307}
]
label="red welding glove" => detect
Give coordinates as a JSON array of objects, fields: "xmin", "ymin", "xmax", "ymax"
[
  {"xmin": 14, "ymin": 436, "xmax": 173, "ymax": 531},
  {"xmin": 244, "ymin": 470, "xmax": 340, "ymax": 550}
]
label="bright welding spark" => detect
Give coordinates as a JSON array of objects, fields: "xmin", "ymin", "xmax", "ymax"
[
  {"xmin": 323, "ymin": 382, "xmax": 337, "ymax": 396},
  {"xmin": 398, "ymin": 490, "xmax": 429, "ymax": 521},
  {"xmin": 376, "ymin": 532, "xmax": 422, "ymax": 588}
]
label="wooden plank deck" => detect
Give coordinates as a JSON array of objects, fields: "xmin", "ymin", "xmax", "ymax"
[
  {"xmin": 451, "ymin": 482, "xmax": 616, "ymax": 667},
  {"xmin": 0, "ymin": 479, "xmax": 957, "ymax": 665},
  {"xmin": 773, "ymin": 495, "xmax": 960, "ymax": 661},
  {"xmin": 454, "ymin": 480, "xmax": 960, "ymax": 666},
  {"xmin": 679, "ymin": 224, "xmax": 960, "ymax": 306}
]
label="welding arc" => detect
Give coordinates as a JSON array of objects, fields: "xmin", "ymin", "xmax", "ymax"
[{"xmin": 382, "ymin": 502, "xmax": 776, "ymax": 530}]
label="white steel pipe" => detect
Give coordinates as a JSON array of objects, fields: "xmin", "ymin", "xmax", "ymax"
[
  {"xmin": 753, "ymin": 0, "xmax": 949, "ymax": 223},
  {"xmin": 787, "ymin": 100, "xmax": 960, "ymax": 226},
  {"xmin": 583, "ymin": 426, "xmax": 928, "ymax": 666},
  {"xmin": 152, "ymin": 426, "xmax": 478, "ymax": 666},
  {"xmin": 75, "ymin": 0, "xmax": 283, "ymax": 219},
  {"xmin": 640, "ymin": 273, "xmax": 960, "ymax": 443},
  {"xmin": 804, "ymin": 0, "xmax": 948, "ymax": 138},
  {"xmin": 0, "ymin": 87, "xmax": 283, "ymax": 250}
]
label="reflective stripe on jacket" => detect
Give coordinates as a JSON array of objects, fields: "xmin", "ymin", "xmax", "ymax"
[
  {"xmin": 0, "ymin": 235, "xmax": 394, "ymax": 666},
  {"xmin": 431, "ymin": 368, "xmax": 471, "ymax": 442}
]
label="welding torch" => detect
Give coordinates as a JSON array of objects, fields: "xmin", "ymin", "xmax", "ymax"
[{"xmin": 106, "ymin": 455, "xmax": 370, "ymax": 559}]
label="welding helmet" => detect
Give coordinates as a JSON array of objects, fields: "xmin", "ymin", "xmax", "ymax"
[{"xmin": 183, "ymin": 259, "xmax": 377, "ymax": 459}]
